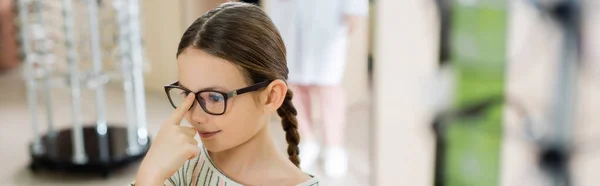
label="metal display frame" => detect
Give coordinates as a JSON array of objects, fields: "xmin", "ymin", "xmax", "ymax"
[{"xmin": 16, "ymin": 0, "xmax": 152, "ymax": 177}]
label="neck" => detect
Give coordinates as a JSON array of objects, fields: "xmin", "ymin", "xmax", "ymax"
[{"xmin": 209, "ymin": 124, "xmax": 284, "ymax": 175}]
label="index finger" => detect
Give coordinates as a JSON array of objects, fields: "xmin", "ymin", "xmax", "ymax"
[{"xmin": 168, "ymin": 92, "xmax": 196, "ymax": 125}]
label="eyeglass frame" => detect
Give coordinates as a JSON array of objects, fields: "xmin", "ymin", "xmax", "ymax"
[{"xmin": 164, "ymin": 80, "xmax": 272, "ymax": 115}]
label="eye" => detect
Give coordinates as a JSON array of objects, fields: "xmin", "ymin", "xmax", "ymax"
[{"xmin": 208, "ymin": 93, "xmax": 224, "ymax": 102}]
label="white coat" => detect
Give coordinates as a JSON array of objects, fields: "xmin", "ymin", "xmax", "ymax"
[{"xmin": 266, "ymin": 0, "xmax": 369, "ymax": 86}]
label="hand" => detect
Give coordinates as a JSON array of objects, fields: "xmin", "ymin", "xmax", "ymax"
[{"xmin": 135, "ymin": 93, "xmax": 200, "ymax": 185}]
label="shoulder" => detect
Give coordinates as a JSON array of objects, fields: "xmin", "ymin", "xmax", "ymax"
[
  {"xmin": 291, "ymin": 174, "xmax": 320, "ymax": 186},
  {"xmin": 273, "ymin": 166, "xmax": 317, "ymax": 186}
]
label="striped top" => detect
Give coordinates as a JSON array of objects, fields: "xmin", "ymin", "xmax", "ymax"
[{"xmin": 131, "ymin": 145, "xmax": 320, "ymax": 186}]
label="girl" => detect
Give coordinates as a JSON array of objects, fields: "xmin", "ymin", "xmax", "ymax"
[{"xmin": 132, "ymin": 2, "xmax": 319, "ymax": 186}]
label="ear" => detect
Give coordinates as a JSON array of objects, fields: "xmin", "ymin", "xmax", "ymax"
[{"xmin": 261, "ymin": 79, "xmax": 287, "ymax": 112}]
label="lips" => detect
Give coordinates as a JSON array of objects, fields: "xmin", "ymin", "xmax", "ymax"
[{"xmin": 198, "ymin": 130, "xmax": 221, "ymax": 138}]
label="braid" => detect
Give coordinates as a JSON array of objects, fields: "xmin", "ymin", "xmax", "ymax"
[{"xmin": 276, "ymin": 89, "xmax": 301, "ymax": 167}]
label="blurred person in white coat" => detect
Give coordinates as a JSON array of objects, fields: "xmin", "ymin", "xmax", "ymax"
[{"xmin": 266, "ymin": 0, "xmax": 369, "ymax": 178}]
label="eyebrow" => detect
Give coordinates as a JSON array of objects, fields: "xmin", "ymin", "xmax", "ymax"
[{"xmin": 177, "ymin": 81, "xmax": 230, "ymax": 92}]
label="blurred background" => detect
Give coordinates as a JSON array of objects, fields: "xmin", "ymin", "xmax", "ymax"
[{"xmin": 0, "ymin": 0, "xmax": 599, "ymax": 186}]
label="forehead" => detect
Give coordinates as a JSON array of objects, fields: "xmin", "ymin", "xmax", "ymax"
[{"xmin": 176, "ymin": 48, "xmax": 247, "ymax": 91}]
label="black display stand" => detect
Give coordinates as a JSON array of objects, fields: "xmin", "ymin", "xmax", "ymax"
[{"xmin": 29, "ymin": 125, "xmax": 151, "ymax": 177}]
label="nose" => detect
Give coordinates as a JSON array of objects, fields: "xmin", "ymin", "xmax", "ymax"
[{"xmin": 188, "ymin": 100, "xmax": 209, "ymax": 124}]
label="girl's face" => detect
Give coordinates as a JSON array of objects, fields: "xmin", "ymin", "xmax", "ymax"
[{"xmin": 176, "ymin": 48, "xmax": 270, "ymax": 152}]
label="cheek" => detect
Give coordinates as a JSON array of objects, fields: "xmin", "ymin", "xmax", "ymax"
[
  {"xmin": 218, "ymin": 98, "xmax": 265, "ymax": 139},
  {"xmin": 201, "ymin": 97, "xmax": 268, "ymax": 152},
  {"xmin": 226, "ymin": 99, "xmax": 263, "ymax": 126}
]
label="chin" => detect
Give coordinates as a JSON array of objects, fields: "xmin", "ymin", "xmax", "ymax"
[
  {"xmin": 201, "ymin": 142, "xmax": 218, "ymax": 152},
  {"xmin": 201, "ymin": 139, "xmax": 229, "ymax": 152},
  {"xmin": 202, "ymin": 136, "xmax": 251, "ymax": 153}
]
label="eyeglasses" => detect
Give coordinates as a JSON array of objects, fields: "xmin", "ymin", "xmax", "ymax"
[{"xmin": 164, "ymin": 80, "xmax": 271, "ymax": 115}]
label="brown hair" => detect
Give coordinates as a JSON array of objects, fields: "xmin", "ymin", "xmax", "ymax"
[{"xmin": 176, "ymin": 2, "xmax": 301, "ymax": 167}]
